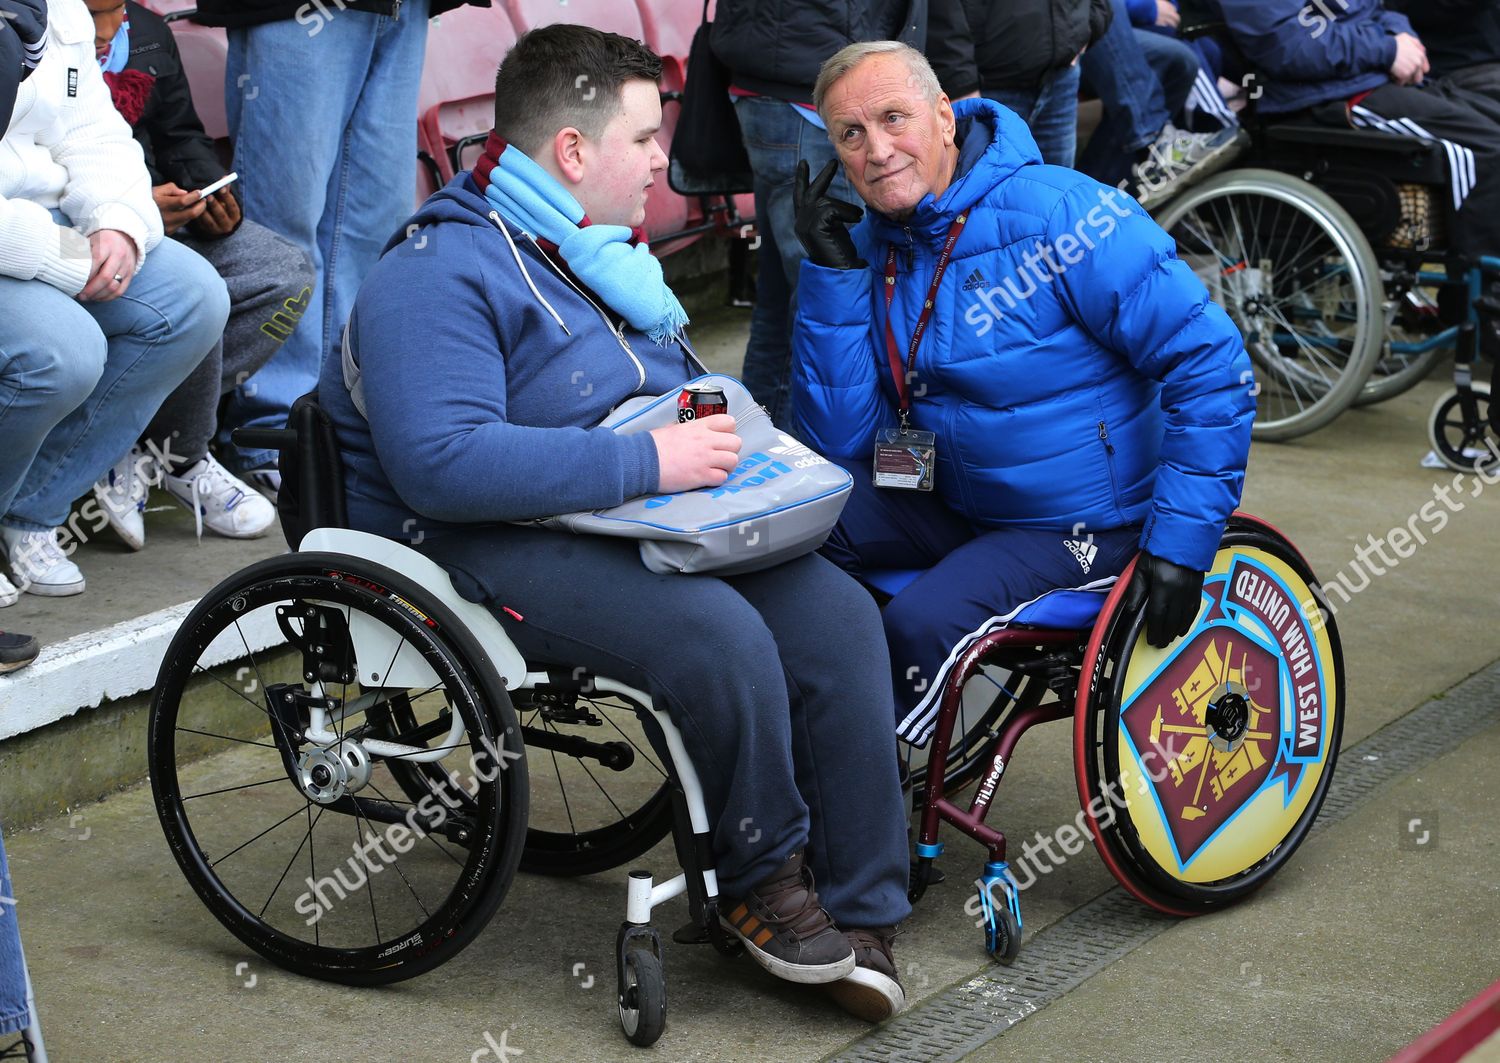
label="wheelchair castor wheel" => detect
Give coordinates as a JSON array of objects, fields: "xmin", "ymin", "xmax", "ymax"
[
  {"xmin": 618, "ymin": 948, "xmax": 667, "ymax": 1047},
  {"xmin": 977, "ymin": 861, "xmax": 1023, "ymax": 965},
  {"xmin": 1427, "ymin": 381, "xmax": 1497, "ymax": 473}
]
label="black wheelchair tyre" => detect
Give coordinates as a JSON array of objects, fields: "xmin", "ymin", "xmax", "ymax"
[
  {"xmin": 379, "ymin": 678, "xmax": 676, "ymax": 878},
  {"xmin": 1079, "ymin": 517, "xmax": 1344, "ymax": 912},
  {"xmin": 149, "ymin": 553, "xmax": 529, "ymax": 985},
  {"xmin": 619, "ymin": 949, "xmax": 667, "ymax": 1047}
]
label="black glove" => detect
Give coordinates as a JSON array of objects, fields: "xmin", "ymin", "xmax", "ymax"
[
  {"xmin": 1123, "ymin": 551, "xmax": 1205, "ymax": 649},
  {"xmin": 793, "ymin": 159, "xmax": 866, "ymax": 270}
]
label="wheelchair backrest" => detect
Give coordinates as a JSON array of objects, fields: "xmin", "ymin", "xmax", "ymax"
[{"xmin": 275, "ymin": 392, "xmax": 350, "ymax": 551}]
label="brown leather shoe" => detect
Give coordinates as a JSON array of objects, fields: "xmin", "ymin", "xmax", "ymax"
[
  {"xmin": 826, "ymin": 926, "xmax": 905, "ymax": 1022},
  {"xmin": 719, "ymin": 851, "xmax": 855, "ymax": 984}
]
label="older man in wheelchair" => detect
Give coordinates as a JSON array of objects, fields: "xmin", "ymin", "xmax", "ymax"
[
  {"xmin": 791, "ymin": 41, "xmax": 1256, "ymax": 754},
  {"xmin": 314, "ymin": 24, "xmax": 913, "ymax": 1022}
]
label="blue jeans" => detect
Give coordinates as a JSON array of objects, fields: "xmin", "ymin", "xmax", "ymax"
[
  {"xmin": 0, "ymin": 832, "xmax": 29, "ymax": 1037},
  {"xmin": 0, "ymin": 216, "xmax": 229, "ymax": 530},
  {"xmin": 987, "ymin": 64, "xmax": 1084, "ymax": 168},
  {"xmin": 734, "ymin": 97, "xmax": 856, "ymax": 428},
  {"xmin": 220, "ymin": 0, "xmax": 430, "ymax": 472},
  {"xmin": 1079, "ymin": 0, "xmax": 1201, "ymax": 185}
]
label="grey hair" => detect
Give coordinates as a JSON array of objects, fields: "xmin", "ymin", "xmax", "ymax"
[{"xmin": 813, "ymin": 41, "xmax": 943, "ymax": 122}]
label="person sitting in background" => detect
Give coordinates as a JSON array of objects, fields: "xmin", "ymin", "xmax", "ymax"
[
  {"xmin": 0, "ymin": 0, "xmax": 48, "ymax": 674},
  {"xmin": 1078, "ymin": 0, "xmax": 1245, "ymax": 207},
  {"xmin": 1386, "ymin": 0, "xmax": 1500, "ymax": 96},
  {"xmin": 0, "ymin": 0, "xmax": 228, "ymax": 600},
  {"xmin": 1218, "ymin": 0, "xmax": 1500, "ymax": 264},
  {"xmin": 792, "ymin": 42, "xmax": 1254, "ymax": 750},
  {"xmin": 83, "ymin": 0, "xmax": 314, "ymax": 545}
]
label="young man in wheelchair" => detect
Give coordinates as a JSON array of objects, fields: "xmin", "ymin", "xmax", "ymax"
[
  {"xmin": 318, "ymin": 24, "xmax": 913, "ymax": 1021},
  {"xmin": 791, "ymin": 42, "xmax": 1256, "ymax": 747}
]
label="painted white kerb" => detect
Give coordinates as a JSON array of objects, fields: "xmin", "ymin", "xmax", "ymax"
[{"xmin": 0, "ymin": 601, "xmax": 283, "ymax": 742}]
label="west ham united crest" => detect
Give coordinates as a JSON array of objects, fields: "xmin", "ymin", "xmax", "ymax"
[{"xmin": 1113, "ymin": 549, "xmax": 1338, "ymax": 883}]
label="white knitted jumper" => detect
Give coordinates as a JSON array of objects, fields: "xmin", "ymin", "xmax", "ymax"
[{"xmin": 1, "ymin": 0, "xmax": 163, "ymax": 294}]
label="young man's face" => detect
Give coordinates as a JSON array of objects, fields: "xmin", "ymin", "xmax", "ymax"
[
  {"xmin": 823, "ymin": 53, "xmax": 957, "ymax": 219},
  {"xmin": 84, "ymin": 0, "xmax": 127, "ymax": 59},
  {"xmin": 573, "ymin": 79, "xmax": 668, "ymax": 230}
]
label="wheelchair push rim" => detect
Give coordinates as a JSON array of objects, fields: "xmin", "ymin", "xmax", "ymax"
[
  {"xmin": 1073, "ymin": 515, "xmax": 1344, "ymax": 915},
  {"xmin": 148, "ymin": 553, "xmax": 529, "ymax": 985},
  {"xmin": 1156, "ymin": 169, "xmax": 1384, "ymax": 441}
]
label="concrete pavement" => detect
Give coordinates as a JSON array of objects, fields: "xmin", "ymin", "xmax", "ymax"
[{"xmin": 3, "ymin": 310, "xmax": 1499, "ymax": 1063}]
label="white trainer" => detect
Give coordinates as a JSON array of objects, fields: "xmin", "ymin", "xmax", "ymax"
[
  {"xmin": 0, "ymin": 571, "xmax": 17, "ymax": 608},
  {"xmin": 164, "ymin": 454, "xmax": 277, "ymax": 540},
  {"xmin": 92, "ymin": 446, "xmax": 156, "ymax": 551},
  {"xmin": 1, "ymin": 527, "xmax": 86, "ymax": 597}
]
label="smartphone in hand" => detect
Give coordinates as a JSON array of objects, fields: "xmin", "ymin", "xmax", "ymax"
[{"xmin": 196, "ymin": 171, "xmax": 239, "ymax": 201}]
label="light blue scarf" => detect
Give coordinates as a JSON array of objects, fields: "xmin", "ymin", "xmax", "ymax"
[{"xmin": 475, "ymin": 133, "xmax": 689, "ymax": 348}]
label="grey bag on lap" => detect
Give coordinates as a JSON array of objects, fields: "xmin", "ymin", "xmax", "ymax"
[{"xmin": 542, "ymin": 376, "xmax": 853, "ymax": 575}]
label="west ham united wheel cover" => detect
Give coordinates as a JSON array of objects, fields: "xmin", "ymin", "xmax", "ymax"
[{"xmin": 1112, "ymin": 546, "xmax": 1340, "ymax": 884}]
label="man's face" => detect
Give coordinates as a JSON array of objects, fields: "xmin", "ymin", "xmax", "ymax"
[
  {"xmin": 85, "ymin": 0, "xmax": 127, "ymax": 58},
  {"xmin": 823, "ymin": 54, "xmax": 957, "ymax": 219},
  {"xmin": 573, "ymin": 79, "xmax": 668, "ymax": 230}
]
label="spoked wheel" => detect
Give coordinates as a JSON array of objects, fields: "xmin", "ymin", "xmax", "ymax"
[
  {"xmin": 1157, "ymin": 169, "xmax": 1383, "ymax": 440},
  {"xmin": 1428, "ymin": 380, "xmax": 1498, "ymax": 472},
  {"xmin": 1357, "ymin": 268, "xmax": 1449, "ymax": 406},
  {"xmin": 903, "ymin": 662, "xmax": 1049, "ymax": 797},
  {"xmin": 1073, "ymin": 515, "xmax": 1344, "ymax": 914},
  {"xmin": 149, "ymin": 553, "xmax": 529, "ymax": 985}
]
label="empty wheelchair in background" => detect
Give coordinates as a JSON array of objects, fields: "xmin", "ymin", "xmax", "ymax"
[
  {"xmin": 884, "ymin": 514, "xmax": 1343, "ymax": 960},
  {"xmin": 146, "ymin": 396, "xmax": 741, "ymax": 1047}
]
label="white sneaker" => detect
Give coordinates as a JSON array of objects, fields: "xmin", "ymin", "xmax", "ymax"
[
  {"xmin": 164, "ymin": 454, "xmax": 277, "ymax": 540},
  {"xmin": 0, "ymin": 571, "xmax": 17, "ymax": 608},
  {"xmin": 92, "ymin": 446, "xmax": 156, "ymax": 551},
  {"xmin": 1, "ymin": 527, "xmax": 85, "ymax": 597}
]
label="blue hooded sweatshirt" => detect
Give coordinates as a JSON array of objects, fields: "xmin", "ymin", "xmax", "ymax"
[
  {"xmin": 793, "ymin": 99, "xmax": 1254, "ymax": 572},
  {"xmin": 317, "ymin": 174, "xmax": 704, "ymax": 542},
  {"xmin": 1217, "ymin": 0, "xmax": 1413, "ymax": 115}
]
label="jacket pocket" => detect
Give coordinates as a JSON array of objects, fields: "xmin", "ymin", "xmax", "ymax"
[{"xmin": 1096, "ymin": 419, "xmax": 1126, "ymax": 523}]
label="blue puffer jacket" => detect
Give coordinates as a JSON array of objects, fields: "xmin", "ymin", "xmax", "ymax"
[
  {"xmin": 792, "ymin": 99, "xmax": 1253, "ymax": 572},
  {"xmin": 1217, "ymin": 0, "xmax": 1412, "ymax": 115}
]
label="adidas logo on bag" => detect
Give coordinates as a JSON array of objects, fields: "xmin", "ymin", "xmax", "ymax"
[
  {"xmin": 1064, "ymin": 538, "xmax": 1098, "ymax": 573},
  {"xmin": 962, "ymin": 268, "xmax": 990, "ymax": 291},
  {"xmin": 769, "ymin": 433, "xmax": 828, "ymax": 469}
]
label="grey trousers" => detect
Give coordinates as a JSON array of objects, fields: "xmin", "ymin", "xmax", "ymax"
[{"xmin": 143, "ymin": 218, "xmax": 315, "ymax": 468}]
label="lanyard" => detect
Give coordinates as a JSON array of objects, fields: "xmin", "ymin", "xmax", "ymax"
[{"xmin": 883, "ymin": 212, "xmax": 967, "ymax": 428}]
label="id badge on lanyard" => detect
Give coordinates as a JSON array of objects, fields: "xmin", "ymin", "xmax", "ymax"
[{"xmin": 873, "ymin": 213, "xmax": 967, "ymax": 491}]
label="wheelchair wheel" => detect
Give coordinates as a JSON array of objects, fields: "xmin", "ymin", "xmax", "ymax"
[
  {"xmin": 1157, "ymin": 169, "xmax": 1383, "ymax": 441},
  {"xmin": 1355, "ymin": 271, "xmax": 1448, "ymax": 406},
  {"xmin": 381, "ymin": 677, "xmax": 675, "ymax": 878},
  {"xmin": 149, "ymin": 553, "xmax": 529, "ymax": 985},
  {"xmin": 903, "ymin": 664, "xmax": 1048, "ymax": 798},
  {"xmin": 1427, "ymin": 381, "xmax": 1498, "ymax": 472},
  {"xmin": 1073, "ymin": 515, "xmax": 1344, "ymax": 915}
]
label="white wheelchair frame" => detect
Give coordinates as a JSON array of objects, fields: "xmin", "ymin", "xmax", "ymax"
[{"xmin": 298, "ymin": 528, "xmax": 722, "ymax": 1035}]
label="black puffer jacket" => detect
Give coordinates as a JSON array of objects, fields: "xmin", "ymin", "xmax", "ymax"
[
  {"xmin": 710, "ymin": 0, "xmax": 980, "ymax": 103},
  {"xmin": 1386, "ymin": 0, "xmax": 1500, "ymax": 78},
  {"xmin": 194, "ymin": 0, "xmax": 481, "ymax": 30},
  {"xmin": 961, "ymin": 0, "xmax": 1113, "ymax": 92},
  {"xmin": 116, "ymin": 2, "xmax": 225, "ymax": 192}
]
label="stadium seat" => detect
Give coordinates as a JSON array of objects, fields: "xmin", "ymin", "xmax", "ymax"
[
  {"xmin": 505, "ymin": 0, "xmax": 646, "ymax": 39},
  {"xmin": 132, "ymin": 3, "xmax": 232, "ymax": 140},
  {"xmin": 418, "ymin": 5, "xmax": 519, "ymax": 182},
  {"xmin": 635, "ymin": 0, "xmax": 711, "ymax": 69}
]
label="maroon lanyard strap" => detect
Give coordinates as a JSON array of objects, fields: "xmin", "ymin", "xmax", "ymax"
[{"xmin": 883, "ymin": 213, "xmax": 968, "ymax": 422}]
